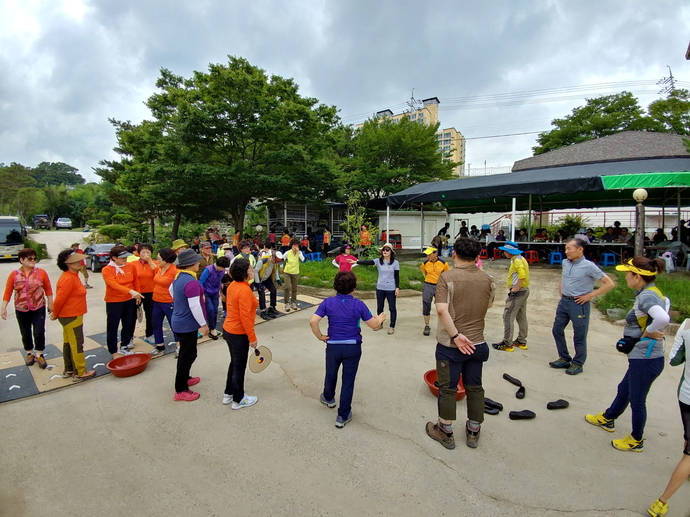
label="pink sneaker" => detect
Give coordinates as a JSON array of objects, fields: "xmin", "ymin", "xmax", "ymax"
[
  {"xmin": 187, "ymin": 377, "xmax": 201, "ymax": 387},
  {"xmin": 173, "ymin": 390, "xmax": 200, "ymax": 402}
]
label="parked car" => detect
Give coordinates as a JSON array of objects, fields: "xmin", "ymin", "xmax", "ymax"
[
  {"xmin": 55, "ymin": 218, "xmax": 72, "ymax": 230},
  {"xmin": 32, "ymin": 214, "xmax": 51, "ymax": 230},
  {"xmin": 83, "ymin": 243, "xmax": 115, "ymax": 272}
]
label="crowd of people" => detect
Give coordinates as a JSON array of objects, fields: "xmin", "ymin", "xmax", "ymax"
[{"xmin": 2, "ymin": 230, "xmax": 689, "ymax": 516}]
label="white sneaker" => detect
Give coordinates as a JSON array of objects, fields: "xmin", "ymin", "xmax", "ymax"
[
  {"xmin": 284, "ymin": 304, "xmax": 291, "ymax": 313},
  {"xmin": 291, "ymin": 302, "xmax": 298, "ymax": 311},
  {"xmin": 222, "ymin": 394, "xmax": 233, "ymax": 405},
  {"xmin": 174, "ymin": 346, "xmax": 180, "ymax": 359},
  {"xmin": 122, "ymin": 341, "xmax": 135, "ymax": 350},
  {"xmin": 231, "ymin": 394, "xmax": 258, "ymax": 410},
  {"xmin": 117, "ymin": 347, "xmax": 133, "ymax": 356}
]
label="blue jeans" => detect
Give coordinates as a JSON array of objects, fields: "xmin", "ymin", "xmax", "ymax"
[
  {"xmin": 604, "ymin": 357, "xmax": 664, "ymax": 440},
  {"xmin": 551, "ymin": 297, "xmax": 590, "ymax": 366},
  {"xmin": 204, "ymin": 293, "xmax": 219, "ymax": 331},
  {"xmin": 376, "ymin": 289, "xmax": 397, "ymax": 327},
  {"xmin": 323, "ymin": 343, "xmax": 362, "ymax": 419},
  {"xmin": 152, "ymin": 301, "xmax": 177, "ymax": 345}
]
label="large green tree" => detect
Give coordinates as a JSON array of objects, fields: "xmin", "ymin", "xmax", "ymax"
[
  {"xmin": 533, "ymin": 92, "xmax": 663, "ymax": 155},
  {"xmin": 32, "ymin": 162, "xmax": 85, "ymax": 187},
  {"xmin": 333, "ymin": 117, "xmax": 457, "ymax": 203},
  {"xmin": 648, "ymin": 89, "xmax": 690, "ymax": 135},
  {"xmin": 98, "ymin": 57, "xmax": 339, "ymax": 237},
  {"xmin": 0, "ymin": 163, "xmax": 36, "ymax": 214}
]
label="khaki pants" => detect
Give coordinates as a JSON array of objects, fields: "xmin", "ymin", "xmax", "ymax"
[
  {"xmin": 283, "ymin": 273, "xmax": 299, "ymax": 304},
  {"xmin": 79, "ymin": 265, "xmax": 89, "ymax": 283},
  {"xmin": 502, "ymin": 288, "xmax": 529, "ymax": 344},
  {"xmin": 60, "ymin": 315, "xmax": 86, "ymax": 375}
]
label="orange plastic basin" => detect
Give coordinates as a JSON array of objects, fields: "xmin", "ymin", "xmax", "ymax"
[
  {"xmin": 106, "ymin": 354, "xmax": 151, "ymax": 378},
  {"xmin": 424, "ymin": 369, "xmax": 466, "ymax": 401}
]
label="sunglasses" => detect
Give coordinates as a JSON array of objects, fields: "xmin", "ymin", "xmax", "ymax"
[
  {"xmin": 382, "ymin": 249, "xmax": 391, "ymax": 252},
  {"xmin": 25, "ymin": 257, "xmax": 37, "ymax": 261}
]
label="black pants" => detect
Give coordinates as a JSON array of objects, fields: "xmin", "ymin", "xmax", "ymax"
[
  {"xmin": 322, "ymin": 243, "xmax": 329, "ymax": 260},
  {"xmin": 142, "ymin": 292, "xmax": 154, "ymax": 338},
  {"xmin": 223, "ymin": 331, "xmax": 250, "ymax": 403},
  {"xmin": 106, "ymin": 299, "xmax": 137, "ymax": 354},
  {"xmin": 16, "ymin": 307, "xmax": 46, "ymax": 351},
  {"xmin": 376, "ymin": 289, "xmax": 397, "ymax": 327},
  {"xmin": 257, "ymin": 278, "xmax": 277, "ymax": 310},
  {"xmin": 175, "ymin": 331, "xmax": 198, "ymax": 393}
]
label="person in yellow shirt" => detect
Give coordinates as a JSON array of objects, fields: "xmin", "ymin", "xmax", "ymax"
[
  {"xmin": 420, "ymin": 247, "xmax": 449, "ymax": 336},
  {"xmin": 492, "ymin": 242, "xmax": 530, "ymax": 352}
]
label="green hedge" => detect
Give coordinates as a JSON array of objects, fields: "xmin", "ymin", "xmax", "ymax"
[{"xmin": 24, "ymin": 237, "xmax": 49, "ymax": 261}]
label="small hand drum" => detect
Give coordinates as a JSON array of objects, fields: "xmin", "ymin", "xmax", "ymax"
[{"xmin": 248, "ymin": 346, "xmax": 272, "ymax": 373}]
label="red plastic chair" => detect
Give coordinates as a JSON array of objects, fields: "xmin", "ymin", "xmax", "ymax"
[
  {"xmin": 524, "ymin": 250, "xmax": 540, "ymax": 264},
  {"xmin": 493, "ymin": 248, "xmax": 503, "ymax": 260},
  {"xmin": 479, "ymin": 248, "xmax": 488, "ymax": 259}
]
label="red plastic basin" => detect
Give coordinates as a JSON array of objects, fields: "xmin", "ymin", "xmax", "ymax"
[
  {"xmin": 106, "ymin": 353, "xmax": 151, "ymax": 378},
  {"xmin": 424, "ymin": 369, "xmax": 466, "ymax": 401}
]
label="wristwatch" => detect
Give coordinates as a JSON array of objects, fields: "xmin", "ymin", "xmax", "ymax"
[{"xmin": 450, "ymin": 333, "xmax": 460, "ymax": 341}]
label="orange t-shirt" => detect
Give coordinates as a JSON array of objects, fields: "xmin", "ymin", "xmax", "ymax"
[
  {"xmin": 360, "ymin": 230, "xmax": 371, "ymax": 246},
  {"xmin": 52, "ymin": 271, "xmax": 87, "ymax": 317},
  {"xmin": 223, "ymin": 280, "xmax": 258, "ymax": 342},
  {"xmin": 153, "ymin": 264, "xmax": 177, "ymax": 303},
  {"xmin": 132, "ymin": 259, "xmax": 156, "ymax": 293},
  {"xmin": 102, "ymin": 262, "xmax": 140, "ymax": 303},
  {"xmin": 280, "ymin": 234, "xmax": 290, "ymax": 246}
]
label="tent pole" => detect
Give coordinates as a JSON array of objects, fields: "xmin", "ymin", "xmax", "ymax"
[
  {"xmin": 511, "ymin": 198, "xmax": 516, "ymax": 241},
  {"xmin": 421, "ymin": 204, "xmax": 425, "ymax": 251},
  {"xmin": 678, "ymin": 188, "xmax": 682, "ymax": 243},
  {"xmin": 386, "ymin": 205, "xmax": 390, "ymax": 244},
  {"xmin": 528, "ymin": 195, "xmax": 532, "ymax": 240}
]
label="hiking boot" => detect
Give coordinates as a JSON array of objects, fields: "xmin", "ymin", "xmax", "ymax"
[
  {"xmin": 647, "ymin": 498, "xmax": 668, "ymax": 516},
  {"xmin": 425, "ymin": 421, "xmax": 455, "ymax": 449},
  {"xmin": 284, "ymin": 304, "xmax": 291, "ymax": 313},
  {"xmin": 465, "ymin": 421, "xmax": 481, "ymax": 448},
  {"xmin": 492, "ymin": 341, "xmax": 514, "ymax": 352},
  {"xmin": 291, "ymin": 302, "xmax": 298, "ymax": 311},
  {"xmin": 585, "ymin": 412, "xmax": 616, "ymax": 432},
  {"xmin": 25, "ymin": 352, "xmax": 36, "ymax": 366},
  {"xmin": 320, "ymin": 393, "xmax": 336, "ymax": 408},
  {"xmin": 174, "ymin": 389, "xmax": 200, "ymax": 402},
  {"xmin": 513, "ymin": 341, "xmax": 528, "ymax": 350},
  {"xmin": 232, "ymin": 394, "xmax": 258, "ymax": 410},
  {"xmin": 612, "ymin": 434, "xmax": 644, "ymax": 452},
  {"xmin": 36, "ymin": 354, "xmax": 48, "ymax": 369},
  {"xmin": 259, "ymin": 311, "xmax": 270, "ymax": 321},
  {"xmin": 62, "ymin": 370, "xmax": 76, "ymax": 379},
  {"xmin": 423, "ymin": 325, "xmax": 431, "ymax": 336},
  {"xmin": 565, "ymin": 363, "xmax": 583, "ymax": 375},
  {"xmin": 74, "ymin": 370, "xmax": 96, "ymax": 381},
  {"xmin": 549, "ymin": 358, "xmax": 571, "ymax": 369},
  {"xmin": 335, "ymin": 412, "xmax": 353, "ymax": 428}
]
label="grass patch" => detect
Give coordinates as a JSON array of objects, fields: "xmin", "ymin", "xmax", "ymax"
[
  {"xmin": 297, "ymin": 260, "xmax": 423, "ymax": 291},
  {"xmin": 597, "ymin": 269, "xmax": 690, "ymax": 322},
  {"xmin": 23, "ymin": 237, "xmax": 49, "ymax": 261}
]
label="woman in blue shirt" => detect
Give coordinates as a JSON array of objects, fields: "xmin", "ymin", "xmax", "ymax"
[
  {"xmin": 309, "ymin": 271, "xmax": 386, "ymax": 428},
  {"xmin": 357, "ymin": 243, "xmax": 400, "ymax": 335}
]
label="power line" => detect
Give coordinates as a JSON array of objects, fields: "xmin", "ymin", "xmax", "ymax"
[{"xmin": 465, "ymin": 131, "xmax": 543, "ymax": 140}]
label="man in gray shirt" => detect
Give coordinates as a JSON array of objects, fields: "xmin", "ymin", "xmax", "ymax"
[{"xmin": 549, "ymin": 238, "xmax": 615, "ymax": 375}]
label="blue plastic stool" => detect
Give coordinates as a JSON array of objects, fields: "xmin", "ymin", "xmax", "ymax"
[
  {"xmin": 549, "ymin": 252, "xmax": 563, "ymax": 265},
  {"xmin": 600, "ymin": 253, "xmax": 617, "ymax": 267}
]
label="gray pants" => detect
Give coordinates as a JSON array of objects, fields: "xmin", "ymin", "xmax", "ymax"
[
  {"xmin": 552, "ymin": 297, "xmax": 590, "ymax": 366},
  {"xmin": 283, "ymin": 273, "xmax": 299, "ymax": 304},
  {"xmin": 422, "ymin": 283, "xmax": 437, "ymax": 316},
  {"xmin": 502, "ymin": 288, "xmax": 529, "ymax": 344}
]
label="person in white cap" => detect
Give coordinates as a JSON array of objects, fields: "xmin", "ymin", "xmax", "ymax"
[{"xmin": 492, "ymin": 242, "xmax": 530, "ymax": 352}]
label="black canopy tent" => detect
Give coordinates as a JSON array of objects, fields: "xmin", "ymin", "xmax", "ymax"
[{"xmin": 386, "ymin": 158, "xmax": 690, "ymax": 213}]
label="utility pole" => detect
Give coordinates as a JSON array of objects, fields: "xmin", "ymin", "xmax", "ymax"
[{"xmin": 657, "ymin": 66, "xmax": 676, "ymax": 95}]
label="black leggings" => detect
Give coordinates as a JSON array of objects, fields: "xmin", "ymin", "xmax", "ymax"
[
  {"xmin": 375, "ymin": 289, "xmax": 397, "ymax": 327},
  {"xmin": 16, "ymin": 307, "xmax": 46, "ymax": 351}
]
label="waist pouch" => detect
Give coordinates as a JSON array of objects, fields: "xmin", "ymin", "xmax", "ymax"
[{"xmin": 615, "ymin": 336, "xmax": 639, "ymax": 354}]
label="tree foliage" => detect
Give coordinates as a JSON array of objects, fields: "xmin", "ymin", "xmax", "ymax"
[
  {"xmin": 32, "ymin": 162, "xmax": 85, "ymax": 187},
  {"xmin": 647, "ymin": 89, "xmax": 690, "ymax": 135},
  {"xmin": 97, "ymin": 56, "xmax": 339, "ymax": 238},
  {"xmin": 533, "ymin": 92, "xmax": 663, "ymax": 155},
  {"xmin": 333, "ymin": 117, "xmax": 457, "ymax": 203}
]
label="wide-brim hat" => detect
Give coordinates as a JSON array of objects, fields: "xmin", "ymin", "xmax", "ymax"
[
  {"xmin": 200, "ymin": 241, "xmax": 212, "ymax": 248},
  {"xmin": 65, "ymin": 252, "xmax": 87, "ymax": 264},
  {"xmin": 171, "ymin": 239, "xmax": 188, "ymax": 250},
  {"xmin": 177, "ymin": 249, "xmax": 202, "ymax": 268},
  {"xmin": 423, "ymin": 247, "xmax": 438, "ymax": 255},
  {"xmin": 221, "ymin": 243, "xmax": 232, "ymax": 249},
  {"xmin": 498, "ymin": 243, "xmax": 523, "ymax": 255},
  {"xmin": 379, "ymin": 243, "xmax": 394, "ymax": 251}
]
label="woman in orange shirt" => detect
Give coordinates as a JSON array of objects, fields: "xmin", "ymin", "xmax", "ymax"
[
  {"xmin": 102, "ymin": 245, "xmax": 143, "ymax": 357},
  {"xmin": 222, "ymin": 258, "xmax": 259, "ymax": 410},
  {"xmin": 280, "ymin": 229, "xmax": 291, "ymax": 253},
  {"xmin": 132, "ymin": 243, "xmax": 157, "ymax": 344},
  {"xmin": 51, "ymin": 248, "xmax": 95, "ymax": 380},
  {"xmin": 2, "ymin": 248, "xmax": 53, "ymax": 368},
  {"xmin": 150, "ymin": 247, "xmax": 178, "ymax": 357}
]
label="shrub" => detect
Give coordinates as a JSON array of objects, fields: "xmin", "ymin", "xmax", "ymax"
[
  {"xmin": 111, "ymin": 213, "xmax": 134, "ymax": 225},
  {"xmin": 97, "ymin": 224, "xmax": 129, "ymax": 241},
  {"xmin": 86, "ymin": 220, "xmax": 103, "ymax": 227},
  {"xmin": 23, "ymin": 237, "xmax": 49, "ymax": 261}
]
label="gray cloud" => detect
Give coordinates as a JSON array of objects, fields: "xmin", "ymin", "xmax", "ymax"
[{"xmin": 0, "ymin": 0, "xmax": 688, "ymax": 181}]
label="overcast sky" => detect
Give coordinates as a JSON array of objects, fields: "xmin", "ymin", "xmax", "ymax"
[{"xmin": 1, "ymin": 0, "xmax": 689, "ymax": 182}]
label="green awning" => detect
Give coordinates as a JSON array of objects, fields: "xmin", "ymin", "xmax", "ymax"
[{"xmin": 602, "ymin": 172, "xmax": 690, "ymax": 190}]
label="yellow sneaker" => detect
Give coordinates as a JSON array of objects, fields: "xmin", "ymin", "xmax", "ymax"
[
  {"xmin": 513, "ymin": 341, "xmax": 528, "ymax": 350},
  {"xmin": 647, "ymin": 498, "xmax": 668, "ymax": 516},
  {"xmin": 584, "ymin": 412, "xmax": 615, "ymax": 432},
  {"xmin": 612, "ymin": 434, "xmax": 644, "ymax": 452}
]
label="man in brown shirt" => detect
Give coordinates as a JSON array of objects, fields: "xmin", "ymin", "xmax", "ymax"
[{"xmin": 426, "ymin": 237, "xmax": 495, "ymax": 450}]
